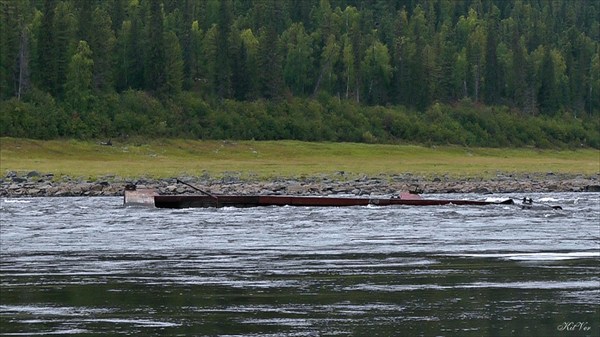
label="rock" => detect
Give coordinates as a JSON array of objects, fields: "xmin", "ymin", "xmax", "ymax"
[
  {"xmin": 585, "ymin": 185, "xmax": 600, "ymax": 192},
  {"xmin": 2, "ymin": 172, "xmax": 600, "ymax": 197},
  {"xmin": 287, "ymin": 184, "xmax": 306, "ymax": 194},
  {"xmin": 90, "ymin": 184, "xmax": 104, "ymax": 192},
  {"xmin": 38, "ymin": 184, "xmax": 53, "ymax": 190},
  {"xmin": 473, "ymin": 187, "xmax": 491, "ymax": 194},
  {"xmin": 27, "ymin": 171, "xmax": 40, "ymax": 178},
  {"xmin": 11, "ymin": 177, "xmax": 27, "ymax": 183}
]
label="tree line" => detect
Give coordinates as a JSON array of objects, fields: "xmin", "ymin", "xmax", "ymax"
[{"xmin": 1, "ymin": 0, "xmax": 598, "ymax": 147}]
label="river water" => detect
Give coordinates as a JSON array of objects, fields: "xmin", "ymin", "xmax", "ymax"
[{"xmin": 1, "ymin": 193, "xmax": 598, "ymax": 337}]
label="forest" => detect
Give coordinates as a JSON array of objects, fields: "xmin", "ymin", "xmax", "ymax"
[{"xmin": 1, "ymin": 0, "xmax": 599, "ymax": 148}]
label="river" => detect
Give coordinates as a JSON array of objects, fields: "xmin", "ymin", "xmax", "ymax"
[{"xmin": 1, "ymin": 193, "xmax": 598, "ymax": 336}]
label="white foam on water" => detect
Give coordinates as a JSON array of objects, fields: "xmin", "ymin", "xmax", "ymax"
[
  {"xmin": 457, "ymin": 251, "xmax": 600, "ymax": 261},
  {"xmin": 2, "ymin": 199, "xmax": 32, "ymax": 203},
  {"xmin": 1, "ymin": 329, "xmax": 89, "ymax": 336},
  {"xmin": 83, "ymin": 318, "xmax": 181, "ymax": 328}
]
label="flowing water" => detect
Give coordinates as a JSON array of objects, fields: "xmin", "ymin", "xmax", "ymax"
[{"xmin": 1, "ymin": 193, "xmax": 598, "ymax": 337}]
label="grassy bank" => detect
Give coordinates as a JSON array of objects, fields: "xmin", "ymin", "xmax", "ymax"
[{"xmin": 1, "ymin": 138, "xmax": 598, "ymax": 180}]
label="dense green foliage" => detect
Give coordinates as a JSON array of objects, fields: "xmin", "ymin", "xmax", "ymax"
[{"xmin": 1, "ymin": 0, "xmax": 598, "ymax": 148}]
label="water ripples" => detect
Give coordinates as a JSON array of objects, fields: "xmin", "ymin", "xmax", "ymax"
[{"xmin": 1, "ymin": 193, "xmax": 599, "ymax": 336}]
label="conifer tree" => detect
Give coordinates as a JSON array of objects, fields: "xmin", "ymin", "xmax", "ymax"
[
  {"xmin": 65, "ymin": 40, "xmax": 94, "ymax": 112},
  {"xmin": 239, "ymin": 28, "xmax": 260, "ymax": 100},
  {"xmin": 189, "ymin": 20, "xmax": 204, "ymax": 92},
  {"xmin": 0, "ymin": 0, "xmax": 33, "ymax": 99},
  {"xmin": 53, "ymin": 1, "xmax": 76, "ymax": 99},
  {"xmin": 164, "ymin": 31, "xmax": 183, "ymax": 95},
  {"xmin": 483, "ymin": 16, "xmax": 500, "ymax": 104},
  {"xmin": 538, "ymin": 46, "xmax": 559, "ymax": 115},
  {"xmin": 362, "ymin": 40, "xmax": 392, "ymax": 104},
  {"xmin": 75, "ymin": 0, "xmax": 94, "ymax": 44},
  {"xmin": 215, "ymin": 0, "xmax": 233, "ymax": 98},
  {"xmin": 342, "ymin": 5, "xmax": 361, "ymax": 102},
  {"xmin": 180, "ymin": 0, "xmax": 194, "ymax": 89},
  {"xmin": 282, "ymin": 23, "xmax": 314, "ymax": 96},
  {"xmin": 256, "ymin": 3, "xmax": 284, "ymax": 100},
  {"xmin": 144, "ymin": 0, "xmax": 166, "ymax": 95},
  {"xmin": 37, "ymin": 0, "xmax": 57, "ymax": 95},
  {"xmin": 90, "ymin": 6, "xmax": 116, "ymax": 92}
]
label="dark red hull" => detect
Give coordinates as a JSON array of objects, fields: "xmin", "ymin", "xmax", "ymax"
[{"xmin": 152, "ymin": 194, "xmax": 514, "ymax": 208}]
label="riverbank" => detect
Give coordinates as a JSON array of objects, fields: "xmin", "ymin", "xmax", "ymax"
[
  {"xmin": 2, "ymin": 138, "xmax": 599, "ymax": 180},
  {"xmin": 2, "ymin": 170, "xmax": 599, "ymax": 198},
  {"xmin": 2, "ymin": 139, "xmax": 599, "ymax": 197}
]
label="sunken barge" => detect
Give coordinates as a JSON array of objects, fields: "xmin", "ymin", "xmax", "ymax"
[{"xmin": 123, "ymin": 183, "xmax": 522, "ymax": 209}]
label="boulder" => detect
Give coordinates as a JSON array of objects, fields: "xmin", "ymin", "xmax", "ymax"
[
  {"xmin": 27, "ymin": 171, "xmax": 40, "ymax": 178},
  {"xmin": 585, "ymin": 185, "xmax": 600, "ymax": 192}
]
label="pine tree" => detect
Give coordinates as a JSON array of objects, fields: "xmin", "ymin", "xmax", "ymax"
[
  {"xmin": 128, "ymin": 14, "xmax": 145, "ymax": 90},
  {"xmin": 282, "ymin": 23, "xmax": 314, "ymax": 96},
  {"xmin": 511, "ymin": 33, "xmax": 529, "ymax": 111},
  {"xmin": 108, "ymin": 0, "xmax": 126, "ymax": 33},
  {"xmin": 228, "ymin": 23, "xmax": 246, "ymax": 100},
  {"xmin": 65, "ymin": 40, "xmax": 94, "ymax": 112},
  {"xmin": 315, "ymin": 34, "xmax": 340, "ymax": 96},
  {"xmin": 202, "ymin": 24, "xmax": 218, "ymax": 94},
  {"xmin": 2, "ymin": 0, "xmax": 599, "ymax": 126},
  {"xmin": 215, "ymin": 0, "xmax": 233, "ymax": 98},
  {"xmin": 342, "ymin": 5, "xmax": 362, "ymax": 102},
  {"xmin": 239, "ymin": 28, "xmax": 260, "ymax": 100},
  {"xmin": 0, "ymin": 0, "xmax": 32, "ymax": 99},
  {"xmin": 256, "ymin": 7, "xmax": 284, "ymax": 100},
  {"xmin": 164, "ymin": 31, "xmax": 183, "ymax": 95},
  {"xmin": 53, "ymin": 1, "xmax": 76, "ymax": 99},
  {"xmin": 361, "ymin": 40, "xmax": 392, "ymax": 104},
  {"xmin": 538, "ymin": 46, "xmax": 559, "ymax": 115},
  {"xmin": 180, "ymin": 0, "xmax": 194, "ymax": 89},
  {"xmin": 144, "ymin": 0, "xmax": 166, "ymax": 95},
  {"xmin": 16, "ymin": 18, "xmax": 32, "ymax": 100},
  {"xmin": 75, "ymin": 0, "xmax": 94, "ymax": 44},
  {"xmin": 37, "ymin": 0, "xmax": 57, "ymax": 95},
  {"xmin": 189, "ymin": 20, "xmax": 204, "ymax": 93},
  {"xmin": 90, "ymin": 7, "xmax": 116, "ymax": 92},
  {"xmin": 483, "ymin": 17, "xmax": 500, "ymax": 105},
  {"xmin": 406, "ymin": 5, "xmax": 429, "ymax": 110}
]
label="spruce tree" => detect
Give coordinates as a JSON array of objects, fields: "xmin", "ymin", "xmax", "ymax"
[
  {"xmin": 37, "ymin": 0, "xmax": 57, "ymax": 95},
  {"xmin": 144, "ymin": 0, "xmax": 166, "ymax": 95},
  {"xmin": 538, "ymin": 47, "xmax": 559, "ymax": 115},
  {"xmin": 164, "ymin": 31, "xmax": 183, "ymax": 95},
  {"xmin": 483, "ymin": 17, "xmax": 500, "ymax": 105},
  {"xmin": 215, "ymin": 0, "xmax": 233, "ymax": 98},
  {"xmin": 65, "ymin": 40, "xmax": 94, "ymax": 112},
  {"xmin": 90, "ymin": 7, "xmax": 116, "ymax": 92},
  {"xmin": 53, "ymin": 1, "xmax": 76, "ymax": 99}
]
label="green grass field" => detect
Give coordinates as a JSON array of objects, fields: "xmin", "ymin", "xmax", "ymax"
[{"xmin": 1, "ymin": 137, "xmax": 598, "ymax": 180}]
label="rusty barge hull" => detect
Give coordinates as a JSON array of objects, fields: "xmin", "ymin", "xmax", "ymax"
[
  {"xmin": 153, "ymin": 195, "xmax": 507, "ymax": 208},
  {"xmin": 125, "ymin": 189, "xmax": 514, "ymax": 208}
]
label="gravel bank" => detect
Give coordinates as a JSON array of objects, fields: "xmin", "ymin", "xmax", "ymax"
[{"xmin": 2, "ymin": 171, "xmax": 599, "ymax": 198}]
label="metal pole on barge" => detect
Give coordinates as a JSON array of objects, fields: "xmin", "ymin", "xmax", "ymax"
[{"xmin": 176, "ymin": 179, "xmax": 220, "ymax": 207}]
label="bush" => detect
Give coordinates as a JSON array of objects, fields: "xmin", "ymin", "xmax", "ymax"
[
  {"xmin": 1, "ymin": 88, "xmax": 597, "ymax": 149},
  {"xmin": 0, "ymin": 89, "xmax": 62, "ymax": 139}
]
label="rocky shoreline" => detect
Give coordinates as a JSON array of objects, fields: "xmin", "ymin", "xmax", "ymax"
[{"xmin": 2, "ymin": 171, "xmax": 599, "ymax": 198}]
